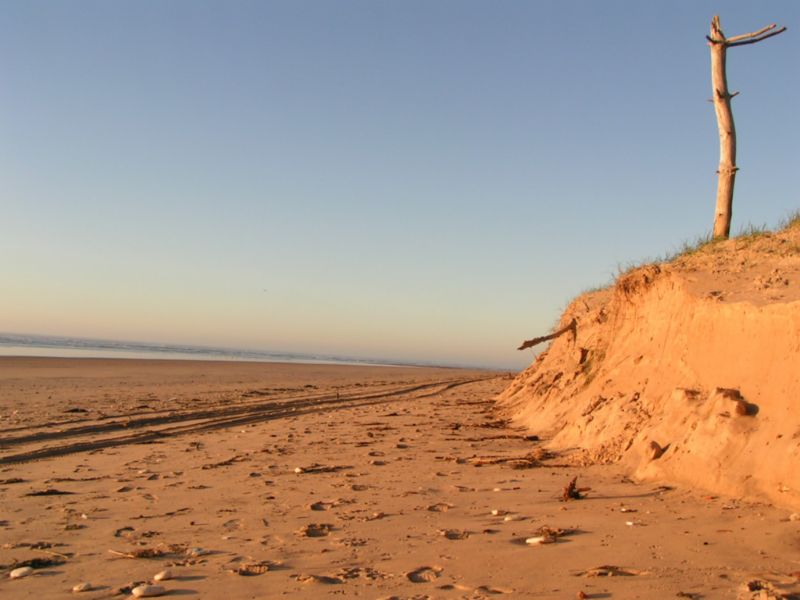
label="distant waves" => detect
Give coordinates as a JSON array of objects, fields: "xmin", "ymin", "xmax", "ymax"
[{"xmin": 0, "ymin": 333, "xmax": 394, "ymax": 367}]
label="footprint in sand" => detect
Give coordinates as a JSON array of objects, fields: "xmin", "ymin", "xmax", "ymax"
[
  {"xmin": 406, "ymin": 566, "xmax": 443, "ymax": 583},
  {"xmin": 476, "ymin": 585, "xmax": 515, "ymax": 595}
]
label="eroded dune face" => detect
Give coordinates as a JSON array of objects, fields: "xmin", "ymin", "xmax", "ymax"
[{"xmin": 499, "ymin": 226, "xmax": 800, "ymax": 508}]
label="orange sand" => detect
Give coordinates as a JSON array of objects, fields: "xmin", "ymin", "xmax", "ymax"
[{"xmin": 1, "ymin": 358, "xmax": 799, "ymax": 598}]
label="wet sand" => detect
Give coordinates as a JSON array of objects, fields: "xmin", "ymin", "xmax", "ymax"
[{"xmin": 1, "ymin": 358, "xmax": 799, "ymax": 599}]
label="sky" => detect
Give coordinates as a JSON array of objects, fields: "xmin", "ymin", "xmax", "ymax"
[{"xmin": 1, "ymin": 1, "xmax": 798, "ymax": 370}]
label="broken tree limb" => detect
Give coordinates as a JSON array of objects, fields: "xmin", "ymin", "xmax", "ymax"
[{"xmin": 517, "ymin": 318, "xmax": 576, "ymax": 351}]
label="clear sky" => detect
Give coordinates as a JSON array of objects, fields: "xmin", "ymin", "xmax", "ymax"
[{"xmin": 1, "ymin": 2, "xmax": 798, "ymax": 369}]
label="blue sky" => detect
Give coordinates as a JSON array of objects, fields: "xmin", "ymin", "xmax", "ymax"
[{"xmin": 1, "ymin": 1, "xmax": 798, "ymax": 369}]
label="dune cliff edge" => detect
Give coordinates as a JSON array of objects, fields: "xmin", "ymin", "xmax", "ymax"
[{"xmin": 498, "ymin": 223, "xmax": 800, "ymax": 509}]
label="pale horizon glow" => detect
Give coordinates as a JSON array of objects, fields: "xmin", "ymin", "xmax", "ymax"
[{"xmin": 2, "ymin": 2, "xmax": 798, "ymax": 369}]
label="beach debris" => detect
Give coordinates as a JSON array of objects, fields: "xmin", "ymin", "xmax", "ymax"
[
  {"xmin": 465, "ymin": 451, "xmax": 549, "ymax": 469},
  {"xmin": 439, "ymin": 529, "xmax": 470, "ymax": 540},
  {"xmin": 789, "ymin": 513, "xmax": 800, "ymax": 522},
  {"xmin": 153, "ymin": 569, "xmax": 173, "ymax": 582},
  {"xmin": 576, "ymin": 592, "xmax": 587, "ymax": 600},
  {"xmin": 561, "ymin": 476, "xmax": 590, "ymax": 501},
  {"xmin": 296, "ymin": 573, "xmax": 344, "ymax": 584},
  {"xmin": 202, "ymin": 455, "xmax": 247, "ymax": 470},
  {"xmin": 109, "ymin": 547, "xmax": 167, "ymax": 559},
  {"xmin": 297, "ymin": 523, "xmax": 333, "ymax": 537},
  {"xmin": 294, "ymin": 463, "xmax": 351, "ymax": 474},
  {"xmin": 715, "ymin": 387, "xmax": 757, "ymax": 416},
  {"xmin": 479, "ymin": 418, "xmax": 511, "ymax": 429},
  {"xmin": 335, "ymin": 566, "xmax": 386, "ymax": 581},
  {"xmin": 108, "ymin": 543, "xmax": 188, "ymax": 559},
  {"xmin": 648, "ymin": 441, "xmax": 665, "ymax": 460},
  {"xmin": 525, "ymin": 535, "xmax": 553, "ymax": 545},
  {"xmin": 72, "ymin": 582, "xmax": 92, "ymax": 592},
  {"xmin": 740, "ymin": 579, "xmax": 788, "ymax": 599},
  {"xmin": 117, "ymin": 581, "xmax": 147, "ymax": 595},
  {"xmin": 131, "ymin": 584, "xmax": 166, "ymax": 597},
  {"xmin": 525, "ymin": 525, "xmax": 573, "ymax": 545},
  {"xmin": 9, "ymin": 566, "xmax": 33, "ymax": 579},
  {"xmin": 427, "ymin": 502, "xmax": 453, "ymax": 512},
  {"xmin": 186, "ymin": 547, "xmax": 209, "ymax": 558},
  {"xmin": 228, "ymin": 562, "xmax": 271, "ymax": 576},
  {"xmin": 490, "ymin": 509, "xmax": 508, "ymax": 516},
  {"xmin": 576, "ymin": 565, "xmax": 648, "ymax": 577},
  {"xmin": 131, "ymin": 507, "xmax": 191, "ymax": 520},
  {"xmin": 308, "ymin": 498, "xmax": 353, "ymax": 511},
  {"xmin": 406, "ymin": 565, "xmax": 443, "ymax": 583},
  {"xmin": 25, "ymin": 488, "xmax": 75, "ymax": 496},
  {"xmin": 9, "ymin": 557, "xmax": 65, "ymax": 569}
]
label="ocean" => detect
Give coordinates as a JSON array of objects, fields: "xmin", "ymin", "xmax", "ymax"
[{"xmin": 0, "ymin": 333, "xmax": 397, "ymax": 367}]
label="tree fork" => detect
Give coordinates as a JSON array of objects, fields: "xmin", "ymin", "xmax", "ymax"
[{"xmin": 707, "ymin": 15, "xmax": 786, "ymax": 239}]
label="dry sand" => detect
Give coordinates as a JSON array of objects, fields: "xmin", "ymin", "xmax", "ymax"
[
  {"xmin": 500, "ymin": 224, "xmax": 800, "ymax": 515},
  {"xmin": 2, "ymin": 358, "xmax": 799, "ymax": 599}
]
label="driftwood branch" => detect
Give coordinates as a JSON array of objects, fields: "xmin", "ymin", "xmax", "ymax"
[
  {"xmin": 728, "ymin": 27, "xmax": 786, "ymax": 47},
  {"xmin": 517, "ymin": 318, "xmax": 576, "ymax": 351},
  {"xmin": 706, "ymin": 23, "xmax": 786, "ymax": 47},
  {"xmin": 726, "ymin": 23, "xmax": 779, "ymax": 43}
]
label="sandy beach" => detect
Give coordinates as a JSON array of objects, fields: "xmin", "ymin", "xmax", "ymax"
[{"xmin": 1, "ymin": 357, "xmax": 799, "ymax": 599}]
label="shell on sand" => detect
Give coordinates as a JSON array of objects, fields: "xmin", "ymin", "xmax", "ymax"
[
  {"xmin": 525, "ymin": 536, "xmax": 548, "ymax": 545},
  {"xmin": 9, "ymin": 567, "xmax": 33, "ymax": 579},
  {"xmin": 153, "ymin": 570, "xmax": 173, "ymax": 582},
  {"xmin": 131, "ymin": 584, "xmax": 166, "ymax": 597}
]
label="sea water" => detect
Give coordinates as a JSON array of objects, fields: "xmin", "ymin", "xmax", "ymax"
[{"xmin": 0, "ymin": 333, "xmax": 393, "ymax": 367}]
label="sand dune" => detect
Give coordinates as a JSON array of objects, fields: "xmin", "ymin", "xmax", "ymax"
[{"xmin": 499, "ymin": 223, "xmax": 800, "ymax": 513}]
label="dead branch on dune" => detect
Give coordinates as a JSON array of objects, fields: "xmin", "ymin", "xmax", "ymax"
[{"xmin": 518, "ymin": 318, "xmax": 577, "ymax": 351}]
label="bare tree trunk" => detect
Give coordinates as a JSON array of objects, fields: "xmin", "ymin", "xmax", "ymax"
[
  {"xmin": 710, "ymin": 18, "xmax": 737, "ymax": 239},
  {"xmin": 706, "ymin": 16, "xmax": 786, "ymax": 239}
]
